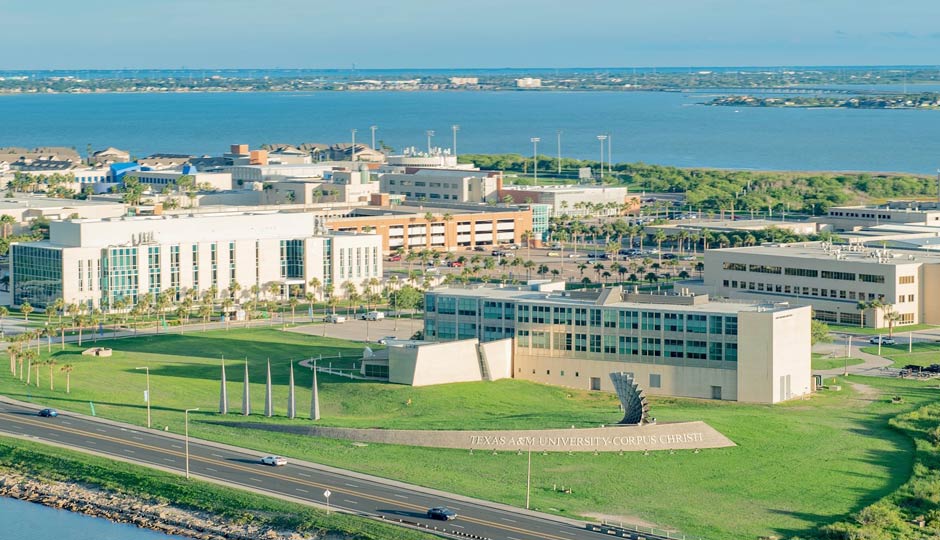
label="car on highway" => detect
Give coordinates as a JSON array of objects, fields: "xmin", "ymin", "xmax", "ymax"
[
  {"xmin": 325, "ymin": 314, "xmax": 347, "ymax": 324},
  {"xmin": 662, "ymin": 253, "xmax": 677, "ymax": 260},
  {"xmin": 869, "ymin": 336, "xmax": 897, "ymax": 345},
  {"xmin": 260, "ymin": 455, "xmax": 287, "ymax": 466},
  {"xmin": 38, "ymin": 408, "xmax": 58, "ymax": 418},
  {"xmin": 387, "ymin": 254, "xmax": 402, "ymax": 262},
  {"xmin": 427, "ymin": 506, "xmax": 457, "ymax": 520},
  {"xmin": 448, "ymin": 261, "xmax": 463, "ymax": 267},
  {"xmin": 472, "ymin": 246, "xmax": 486, "ymax": 251},
  {"xmin": 547, "ymin": 251, "xmax": 560, "ymax": 257}
]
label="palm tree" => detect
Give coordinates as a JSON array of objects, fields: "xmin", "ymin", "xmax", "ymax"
[
  {"xmin": 523, "ymin": 260, "xmax": 536, "ymax": 280},
  {"xmin": 221, "ymin": 297, "xmax": 234, "ymax": 329},
  {"xmin": 198, "ymin": 302, "xmax": 213, "ymax": 331},
  {"xmin": 0, "ymin": 306, "xmax": 7, "ymax": 338},
  {"xmin": 289, "ymin": 297, "xmax": 299, "ymax": 323},
  {"xmin": 47, "ymin": 359, "xmax": 57, "ymax": 390},
  {"xmin": 883, "ymin": 304, "xmax": 901, "ymax": 337},
  {"xmin": 652, "ymin": 230, "xmax": 666, "ymax": 264},
  {"xmin": 308, "ymin": 277, "xmax": 322, "ymax": 302},
  {"xmin": 645, "ymin": 272, "xmax": 659, "ymax": 285},
  {"xmin": 60, "ymin": 364, "xmax": 74, "ymax": 394},
  {"xmin": 21, "ymin": 302, "xmax": 33, "ymax": 322}
]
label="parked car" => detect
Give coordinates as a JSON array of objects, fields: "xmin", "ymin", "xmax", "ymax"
[
  {"xmin": 472, "ymin": 246, "xmax": 486, "ymax": 251},
  {"xmin": 547, "ymin": 251, "xmax": 560, "ymax": 257},
  {"xmin": 387, "ymin": 255, "xmax": 402, "ymax": 262},
  {"xmin": 491, "ymin": 250, "xmax": 504, "ymax": 257},
  {"xmin": 325, "ymin": 314, "xmax": 347, "ymax": 324},
  {"xmin": 662, "ymin": 253, "xmax": 677, "ymax": 260},
  {"xmin": 359, "ymin": 311, "xmax": 385, "ymax": 321},
  {"xmin": 869, "ymin": 336, "xmax": 896, "ymax": 345},
  {"xmin": 38, "ymin": 408, "xmax": 58, "ymax": 418},
  {"xmin": 377, "ymin": 336, "xmax": 397, "ymax": 345},
  {"xmin": 567, "ymin": 253, "xmax": 581, "ymax": 258},
  {"xmin": 427, "ymin": 507, "xmax": 457, "ymax": 521},
  {"xmin": 260, "ymin": 455, "xmax": 287, "ymax": 466},
  {"xmin": 425, "ymin": 267, "xmax": 439, "ymax": 273},
  {"xmin": 449, "ymin": 261, "xmax": 463, "ymax": 267},
  {"xmin": 507, "ymin": 244, "xmax": 520, "ymax": 250}
]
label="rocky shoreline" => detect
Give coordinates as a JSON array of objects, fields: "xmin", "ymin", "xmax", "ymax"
[{"xmin": 0, "ymin": 472, "xmax": 328, "ymax": 540}]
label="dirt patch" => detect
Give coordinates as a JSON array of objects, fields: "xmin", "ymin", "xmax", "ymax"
[
  {"xmin": 848, "ymin": 381, "xmax": 880, "ymax": 402},
  {"xmin": 581, "ymin": 512, "xmax": 661, "ymax": 530}
]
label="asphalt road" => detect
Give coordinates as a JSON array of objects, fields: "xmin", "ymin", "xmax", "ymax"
[{"xmin": 0, "ymin": 399, "xmax": 654, "ymax": 540}]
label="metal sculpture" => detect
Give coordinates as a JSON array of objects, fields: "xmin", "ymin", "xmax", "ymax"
[{"xmin": 609, "ymin": 372, "xmax": 651, "ymax": 425}]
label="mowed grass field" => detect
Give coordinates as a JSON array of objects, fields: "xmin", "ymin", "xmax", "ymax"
[
  {"xmin": 811, "ymin": 353, "xmax": 865, "ymax": 370},
  {"xmin": 861, "ymin": 342, "xmax": 940, "ymax": 368},
  {"xmin": 0, "ymin": 328, "xmax": 935, "ymax": 539}
]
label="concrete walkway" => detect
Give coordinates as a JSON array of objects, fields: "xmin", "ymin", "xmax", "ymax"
[{"xmin": 813, "ymin": 335, "xmax": 895, "ymax": 377}]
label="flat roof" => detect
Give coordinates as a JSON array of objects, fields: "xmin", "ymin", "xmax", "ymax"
[
  {"xmin": 713, "ymin": 242, "xmax": 939, "ymax": 265},
  {"xmin": 502, "ymin": 184, "xmax": 628, "ymax": 192},
  {"xmin": 0, "ymin": 197, "xmax": 124, "ymax": 210},
  {"xmin": 428, "ymin": 286, "xmax": 794, "ymax": 315}
]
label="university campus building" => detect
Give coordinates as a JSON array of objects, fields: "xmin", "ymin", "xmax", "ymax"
[
  {"xmin": 700, "ymin": 242, "xmax": 940, "ymax": 328},
  {"xmin": 423, "ymin": 284, "xmax": 811, "ymax": 403},
  {"xmin": 10, "ymin": 212, "xmax": 382, "ymax": 310}
]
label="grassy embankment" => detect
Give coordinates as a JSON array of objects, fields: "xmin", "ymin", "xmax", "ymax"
[
  {"xmin": 0, "ymin": 435, "xmax": 434, "ymax": 540},
  {"xmin": 0, "ymin": 327, "xmax": 937, "ymax": 539}
]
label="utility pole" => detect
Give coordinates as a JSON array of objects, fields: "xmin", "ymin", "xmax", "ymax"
[
  {"xmin": 556, "ymin": 130, "xmax": 562, "ymax": 176},
  {"xmin": 370, "ymin": 125, "xmax": 377, "ymax": 151},
  {"xmin": 426, "ymin": 130, "xmax": 435, "ymax": 155},
  {"xmin": 451, "ymin": 124, "xmax": 460, "ymax": 157},
  {"xmin": 525, "ymin": 449, "xmax": 532, "ymax": 509},
  {"xmin": 530, "ymin": 137, "xmax": 540, "ymax": 185}
]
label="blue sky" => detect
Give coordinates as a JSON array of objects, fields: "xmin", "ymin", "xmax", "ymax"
[{"xmin": 2, "ymin": 0, "xmax": 938, "ymax": 69}]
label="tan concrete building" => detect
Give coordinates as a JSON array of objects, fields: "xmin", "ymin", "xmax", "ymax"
[
  {"xmin": 498, "ymin": 184, "xmax": 637, "ymax": 217},
  {"xmin": 328, "ymin": 205, "xmax": 533, "ymax": 253},
  {"xmin": 701, "ymin": 242, "xmax": 940, "ymax": 328},
  {"xmin": 424, "ymin": 284, "xmax": 811, "ymax": 403},
  {"xmin": 822, "ymin": 202, "xmax": 940, "ymax": 231},
  {"xmin": 379, "ymin": 168, "xmax": 502, "ymax": 203}
]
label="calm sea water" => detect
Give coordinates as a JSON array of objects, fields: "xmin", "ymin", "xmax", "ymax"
[
  {"xmin": 0, "ymin": 496, "xmax": 188, "ymax": 539},
  {"xmin": 0, "ymin": 90, "xmax": 938, "ymax": 173}
]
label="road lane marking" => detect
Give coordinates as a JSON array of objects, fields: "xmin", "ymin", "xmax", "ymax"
[
  {"xmin": 249, "ymin": 477, "xmax": 263, "ymax": 483},
  {"xmin": 0, "ymin": 411, "xmax": 576, "ymax": 540},
  {"xmin": 343, "ymin": 499, "xmax": 358, "ymax": 504},
  {"xmin": 297, "ymin": 472, "xmax": 311, "ymax": 477},
  {"xmin": 132, "ymin": 436, "xmax": 143, "ymax": 441},
  {"xmin": 205, "ymin": 467, "xmax": 217, "ymax": 472},
  {"xmin": 558, "ymin": 531, "xmax": 576, "ymax": 536},
  {"xmin": 163, "ymin": 458, "xmax": 175, "ymax": 463},
  {"xmin": 96, "ymin": 428, "xmax": 106, "ymax": 433},
  {"xmin": 451, "ymin": 524, "xmax": 465, "ymax": 529},
  {"xmin": 393, "ymin": 494, "xmax": 409, "ymax": 499},
  {"xmin": 211, "ymin": 453, "xmax": 224, "ymax": 457},
  {"xmin": 124, "ymin": 449, "xmax": 135, "ymax": 453},
  {"xmin": 295, "ymin": 488, "xmax": 309, "ymax": 493},
  {"xmin": 60, "ymin": 420, "xmax": 71, "ymax": 425},
  {"xmin": 344, "ymin": 483, "xmax": 359, "ymax": 488},
  {"xmin": 171, "ymin": 444, "xmax": 182, "ymax": 449},
  {"xmin": 502, "ymin": 518, "xmax": 518, "ymax": 523}
]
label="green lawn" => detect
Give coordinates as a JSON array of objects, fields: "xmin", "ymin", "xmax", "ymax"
[
  {"xmin": 811, "ymin": 353, "xmax": 865, "ymax": 371},
  {"xmin": 1, "ymin": 328, "xmax": 937, "ymax": 539},
  {"xmin": 827, "ymin": 323, "xmax": 937, "ymax": 336},
  {"xmin": 860, "ymin": 342, "xmax": 940, "ymax": 368}
]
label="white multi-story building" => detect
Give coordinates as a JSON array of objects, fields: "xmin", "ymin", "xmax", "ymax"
[
  {"xmin": 701, "ymin": 242, "xmax": 940, "ymax": 328},
  {"xmin": 379, "ymin": 168, "xmax": 501, "ymax": 203},
  {"xmin": 424, "ymin": 284, "xmax": 811, "ymax": 403},
  {"xmin": 132, "ymin": 170, "xmax": 233, "ymax": 191},
  {"xmin": 10, "ymin": 212, "xmax": 382, "ymax": 310}
]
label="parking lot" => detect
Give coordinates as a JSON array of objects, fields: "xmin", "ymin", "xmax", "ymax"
[{"xmin": 290, "ymin": 315, "xmax": 423, "ymax": 344}]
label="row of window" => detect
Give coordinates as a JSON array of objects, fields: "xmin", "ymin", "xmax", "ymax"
[
  {"xmin": 722, "ymin": 262, "xmax": 889, "ymax": 284},
  {"xmin": 722, "ymin": 279, "xmax": 901, "ymax": 303},
  {"xmin": 514, "ymin": 329, "xmax": 738, "ymax": 362}
]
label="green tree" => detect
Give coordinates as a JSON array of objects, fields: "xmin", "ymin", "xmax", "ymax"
[{"xmin": 811, "ymin": 320, "xmax": 832, "ymax": 345}]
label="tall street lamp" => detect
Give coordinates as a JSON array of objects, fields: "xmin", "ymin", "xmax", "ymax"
[
  {"xmin": 426, "ymin": 130, "xmax": 435, "ymax": 155},
  {"xmin": 530, "ymin": 137, "xmax": 540, "ymax": 185},
  {"xmin": 135, "ymin": 366, "xmax": 151, "ymax": 429},
  {"xmin": 596, "ymin": 135, "xmax": 607, "ymax": 181},
  {"xmin": 184, "ymin": 407, "xmax": 200, "ymax": 479},
  {"xmin": 350, "ymin": 129, "xmax": 357, "ymax": 162},
  {"xmin": 525, "ymin": 449, "xmax": 532, "ymax": 509}
]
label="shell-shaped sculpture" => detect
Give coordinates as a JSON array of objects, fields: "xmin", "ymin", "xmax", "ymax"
[{"xmin": 609, "ymin": 372, "xmax": 651, "ymax": 425}]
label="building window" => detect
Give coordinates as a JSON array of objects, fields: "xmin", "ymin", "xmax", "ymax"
[
  {"xmin": 859, "ymin": 274, "xmax": 885, "ymax": 284},
  {"xmin": 11, "ymin": 245, "xmax": 62, "ymax": 309},
  {"xmin": 649, "ymin": 374, "xmax": 661, "ymax": 388},
  {"xmin": 899, "ymin": 276, "xmax": 915, "ymax": 284},
  {"xmin": 280, "ymin": 240, "xmax": 304, "ymax": 279}
]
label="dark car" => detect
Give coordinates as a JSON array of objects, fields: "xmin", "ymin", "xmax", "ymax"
[
  {"xmin": 427, "ymin": 507, "xmax": 457, "ymax": 520},
  {"xmin": 38, "ymin": 408, "xmax": 58, "ymax": 418}
]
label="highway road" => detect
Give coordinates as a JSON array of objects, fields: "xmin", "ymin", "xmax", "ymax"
[{"xmin": 0, "ymin": 398, "xmax": 656, "ymax": 540}]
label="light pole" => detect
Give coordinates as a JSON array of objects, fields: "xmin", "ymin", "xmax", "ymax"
[
  {"xmin": 530, "ymin": 137, "xmax": 540, "ymax": 185},
  {"xmin": 606, "ymin": 132, "xmax": 612, "ymax": 176},
  {"xmin": 525, "ymin": 449, "xmax": 532, "ymax": 510},
  {"xmin": 425, "ymin": 130, "xmax": 435, "ymax": 155},
  {"xmin": 596, "ymin": 135, "xmax": 607, "ymax": 181},
  {"xmin": 451, "ymin": 124, "xmax": 460, "ymax": 157},
  {"xmin": 135, "ymin": 366, "xmax": 151, "ymax": 429},
  {"xmin": 350, "ymin": 128, "xmax": 357, "ymax": 162},
  {"xmin": 370, "ymin": 125, "xmax": 377, "ymax": 151},
  {"xmin": 556, "ymin": 130, "xmax": 562, "ymax": 176},
  {"xmin": 185, "ymin": 407, "xmax": 200, "ymax": 479}
]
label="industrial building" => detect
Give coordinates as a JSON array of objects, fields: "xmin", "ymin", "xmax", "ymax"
[{"xmin": 424, "ymin": 284, "xmax": 811, "ymax": 403}]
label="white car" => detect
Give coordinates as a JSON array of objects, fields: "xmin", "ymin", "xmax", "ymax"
[
  {"xmin": 869, "ymin": 336, "xmax": 897, "ymax": 346},
  {"xmin": 260, "ymin": 455, "xmax": 287, "ymax": 466},
  {"xmin": 325, "ymin": 314, "xmax": 346, "ymax": 324}
]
